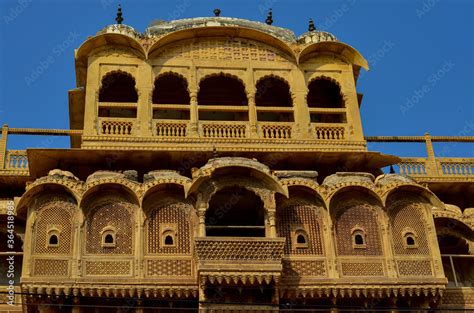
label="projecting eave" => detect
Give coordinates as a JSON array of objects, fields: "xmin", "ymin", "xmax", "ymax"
[
  {"xmin": 24, "ymin": 148, "xmax": 400, "ymax": 183},
  {"xmin": 298, "ymin": 40, "xmax": 369, "ymax": 71}
]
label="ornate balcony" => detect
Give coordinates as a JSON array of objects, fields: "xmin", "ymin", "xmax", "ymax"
[{"xmin": 194, "ymin": 237, "xmax": 285, "ymax": 285}]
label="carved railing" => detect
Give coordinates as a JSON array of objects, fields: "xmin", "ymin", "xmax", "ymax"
[
  {"xmin": 314, "ymin": 124, "xmax": 346, "ymax": 140},
  {"xmin": 398, "ymin": 158, "xmax": 428, "ymax": 177},
  {"xmin": 259, "ymin": 122, "xmax": 292, "ymax": 139},
  {"xmin": 99, "ymin": 118, "xmax": 134, "ymax": 136},
  {"xmin": 438, "ymin": 159, "xmax": 474, "ymax": 176},
  {"xmin": 398, "ymin": 157, "xmax": 474, "ymax": 179},
  {"xmin": 194, "ymin": 237, "xmax": 285, "ymax": 263},
  {"xmin": 4, "ymin": 150, "xmax": 28, "ymax": 170},
  {"xmin": 201, "ymin": 121, "xmax": 247, "ymax": 139},
  {"xmin": 154, "ymin": 120, "xmax": 187, "ymax": 137}
]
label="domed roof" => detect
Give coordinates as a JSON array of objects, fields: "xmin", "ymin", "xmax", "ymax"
[
  {"xmin": 145, "ymin": 17, "xmax": 298, "ymax": 43},
  {"xmin": 96, "ymin": 16, "xmax": 338, "ymax": 46}
]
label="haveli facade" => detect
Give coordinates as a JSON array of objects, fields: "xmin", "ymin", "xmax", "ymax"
[{"xmin": 0, "ymin": 8, "xmax": 473, "ymax": 313}]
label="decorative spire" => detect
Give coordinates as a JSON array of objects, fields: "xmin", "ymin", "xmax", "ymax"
[
  {"xmin": 308, "ymin": 18, "xmax": 316, "ymax": 32},
  {"xmin": 213, "ymin": 8, "xmax": 221, "ymax": 17},
  {"xmin": 265, "ymin": 9, "xmax": 273, "ymax": 25},
  {"xmin": 115, "ymin": 4, "xmax": 124, "ymax": 24},
  {"xmin": 389, "ymin": 165, "xmax": 395, "ymax": 174}
]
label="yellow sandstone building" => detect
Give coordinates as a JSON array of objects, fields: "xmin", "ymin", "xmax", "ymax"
[{"xmin": 0, "ymin": 7, "xmax": 473, "ymax": 312}]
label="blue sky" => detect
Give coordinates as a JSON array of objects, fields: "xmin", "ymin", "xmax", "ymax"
[{"xmin": 0, "ymin": 0, "xmax": 472, "ymax": 158}]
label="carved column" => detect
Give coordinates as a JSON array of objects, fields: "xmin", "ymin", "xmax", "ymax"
[
  {"xmin": 380, "ymin": 214, "xmax": 397, "ymax": 278},
  {"xmin": 136, "ymin": 63, "xmax": 153, "ymax": 137},
  {"xmin": 290, "ymin": 69, "xmax": 312, "ymax": 139},
  {"xmin": 197, "ymin": 205, "xmax": 207, "ymax": 237},
  {"xmin": 247, "ymin": 89, "xmax": 258, "ymax": 138},
  {"xmin": 71, "ymin": 210, "xmax": 83, "ymax": 278},
  {"xmin": 0, "ymin": 124, "xmax": 8, "ymax": 169},
  {"xmin": 22, "ymin": 210, "xmax": 36, "ymax": 278},
  {"xmin": 136, "ymin": 210, "xmax": 145, "ymax": 278},
  {"xmin": 324, "ymin": 212, "xmax": 339, "ymax": 278},
  {"xmin": 189, "ymin": 91, "xmax": 199, "ymax": 136},
  {"xmin": 72, "ymin": 297, "xmax": 80, "ymax": 313},
  {"xmin": 267, "ymin": 211, "xmax": 277, "ymax": 238},
  {"xmin": 83, "ymin": 58, "xmax": 100, "ymax": 137}
]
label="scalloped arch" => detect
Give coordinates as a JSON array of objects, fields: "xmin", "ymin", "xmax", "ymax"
[
  {"xmin": 146, "ymin": 26, "xmax": 297, "ymax": 63},
  {"xmin": 16, "ymin": 183, "xmax": 79, "ymax": 219}
]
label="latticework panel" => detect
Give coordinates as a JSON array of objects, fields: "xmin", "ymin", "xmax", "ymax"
[
  {"xmin": 276, "ymin": 204, "xmax": 324, "ymax": 255},
  {"xmin": 34, "ymin": 199, "xmax": 74, "ymax": 255},
  {"xmin": 389, "ymin": 201, "xmax": 430, "ymax": 255},
  {"xmin": 397, "ymin": 260, "xmax": 432, "ymax": 276},
  {"xmin": 146, "ymin": 259, "xmax": 193, "ymax": 277},
  {"xmin": 85, "ymin": 201, "xmax": 134, "ymax": 255},
  {"xmin": 33, "ymin": 259, "xmax": 69, "ymax": 276},
  {"xmin": 154, "ymin": 38, "xmax": 290, "ymax": 62},
  {"xmin": 341, "ymin": 262, "xmax": 384, "ymax": 277},
  {"xmin": 147, "ymin": 203, "xmax": 191, "ymax": 254},
  {"xmin": 85, "ymin": 260, "xmax": 131, "ymax": 276},
  {"xmin": 335, "ymin": 204, "xmax": 382, "ymax": 256},
  {"xmin": 282, "ymin": 260, "xmax": 326, "ymax": 278}
]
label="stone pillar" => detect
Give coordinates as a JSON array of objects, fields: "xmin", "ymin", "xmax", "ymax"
[
  {"xmin": 83, "ymin": 58, "xmax": 100, "ymax": 137},
  {"xmin": 136, "ymin": 64, "xmax": 153, "ymax": 137},
  {"xmin": 22, "ymin": 211, "xmax": 36, "ymax": 278},
  {"xmin": 72, "ymin": 297, "xmax": 80, "ymax": 313},
  {"xmin": 290, "ymin": 69, "xmax": 312, "ymax": 139},
  {"xmin": 197, "ymin": 206, "xmax": 207, "ymax": 237},
  {"xmin": 267, "ymin": 211, "xmax": 277, "ymax": 238},
  {"xmin": 71, "ymin": 212, "xmax": 83, "ymax": 278},
  {"xmin": 0, "ymin": 124, "xmax": 8, "ymax": 169},
  {"xmin": 247, "ymin": 89, "xmax": 258, "ymax": 138},
  {"xmin": 136, "ymin": 212, "xmax": 145, "ymax": 278},
  {"xmin": 189, "ymin": 91, "xmax": 199, "ymax": 136},
  {"xmin": 424, "ymin": 132, "xmax": 439, "ymax": 176}
]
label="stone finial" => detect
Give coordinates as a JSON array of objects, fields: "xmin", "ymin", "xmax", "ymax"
[
  {"xmin": 115, "ymin": 4, "xmax": 124, "ymax": 24},
  {"xmin": 265, "ymin": 9, "xmax": 273, "ymax": 25},
  {"xmin": 213, "ymin": 8, "xmax": 221, "ymax": 17},
  {"xmin": 308, "ymin": 18, "xmax": 316, "ymax": 31}
]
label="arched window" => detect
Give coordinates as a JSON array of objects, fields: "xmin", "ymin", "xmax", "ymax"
[
  {"xmin": 101, "ymin": 227, "xmax": 116, "ymax": 248},
  {"xmin": 255, "ymin": 76, "xmax": 292, "ymax": 107},
  {"xmin": 206, "ymin": 187, "xmax": 265, "ymax": 237},
  {"xmin": 153, "ymin": 73, "xmax": 190, "ymax": 105},
  {"xmin": 293, "ymin": 229, "xmax": 309, "ymax": 249},
  {"xmin": 255, "ymin": 76, "xmax": 294, "ymax": 122},
  {"xmin": 99, "ymin": 72, "xmax": 138, "ymax": 103},
  {"xmin": 402, "ymin": 227, "xmax": 418, "ymax": 249},
  {"xmin": 48, "ymin": 233, "xmax": 59, "ymax": 247},
  {"xmin": 98, "ymin": 72, "xmax": 138, "ymax": 118},
  {"xmin": 164, "ymin": 234, "xmax": 174, "ymax": 246},
  {"xmin": 198, "ymin": 74, "xmax": 248, "ymax": 121},
  {"xmin": 161, "ymin": 228, "xmax": 176, "ymax": 247},
  {"xmin": 352, "ymin": 228, "xmax": 366, "ymax": 248},
  {"xmin": 307, "ymin": 78, "xmax": 345, "ymax": 123},
  {"xmin": 297, "ymin": 234, "xmax": 306, "ymax": 244},
  {"xmin": 307, "ymin": 78, "xmax": 344, "ymax": 108}
]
